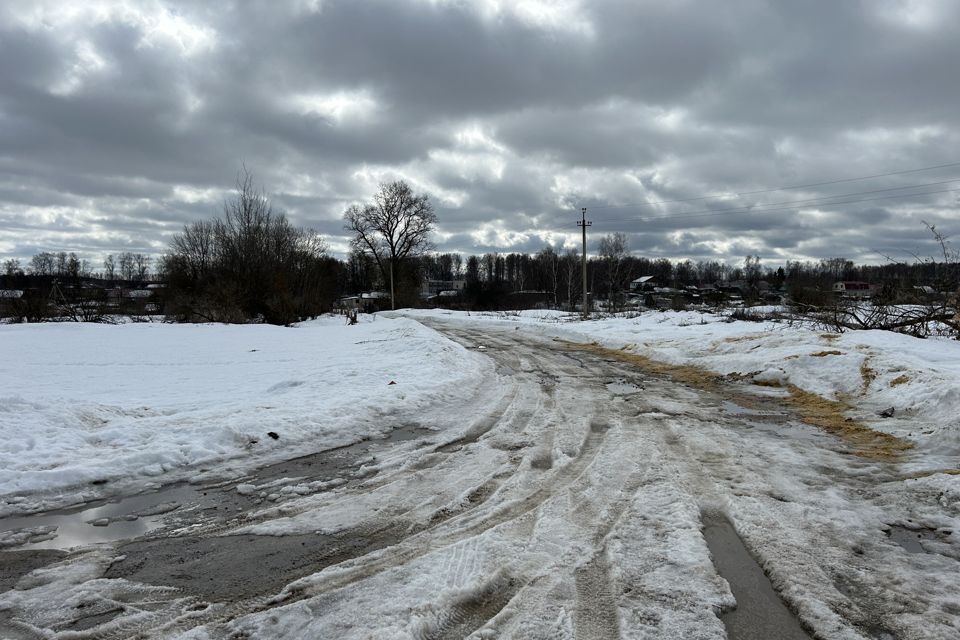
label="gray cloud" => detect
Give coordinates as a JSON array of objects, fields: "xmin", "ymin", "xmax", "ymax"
[{"xmin": 1, "ymin": 0, "xmax": 958, "ymax": 269}]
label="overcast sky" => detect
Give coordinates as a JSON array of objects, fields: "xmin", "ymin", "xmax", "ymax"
[{"xmin": 2, "ymin": 0, "xmax": 959, "ymax": 268}]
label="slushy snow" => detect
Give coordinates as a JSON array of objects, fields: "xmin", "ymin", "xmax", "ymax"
[{"xmin": 3, "ymin": 309, "xmax": 960, "ymax": 640}]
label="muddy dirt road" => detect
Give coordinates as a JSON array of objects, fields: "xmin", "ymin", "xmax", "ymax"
[{"xmin": 1, "ymin": 318, "xmax": 956, "ymax": 639}]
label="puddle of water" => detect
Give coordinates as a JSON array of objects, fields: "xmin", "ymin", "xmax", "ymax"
[
  {"xmin": 864, "ymin": 626, "xmax": 897, "ymax": 640},
  {"xmin": 272, "ymin": 424, "xmax": 434, "ymax": 478},
  {"xmin": 702, "ymin": 511, "xmax": 811, "ymax": 640},
  {"xmin": 742, "ymin": 385, "xmax": 791, "ymax": 399},
  {"xmin": 606, "ymin": 380, "xmax": 642, "ymax": 395},
  {"xmin": 886, "ymin": 525, "xmax": 938, "ymax": 554},
  {"xmin": 0, "ymin": 424, "xmax": 436, "ymax": 552},
  {"xmin": 721, "ymin": 401, "xmax": 785, "ymax": 418},
  {"xmin": 0, "ymin": 484, "xmax": 200, "ymax": 550},
  {"xmin": 738, "ymin": 420, "xmax": 825, "ymax": 444},
  {"xmin": 373, "ymin": 424, "xmax": 434, "ymax": 444}
]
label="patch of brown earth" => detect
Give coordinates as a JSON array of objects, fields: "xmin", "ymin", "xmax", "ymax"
[
  {"xmin": 782, "ymin": 386, "xmax": 911, "ymax": 460},
  {"xmin": 889, "ymin": 374, "xmax": 911, "ymax": 387},
  {"xmin": 859, "ymin": 361, "xmax": 877, "ymax": 391},
  {"xmin": 558, "ymin": 340, "xmax": 911, "ymax": 460}
]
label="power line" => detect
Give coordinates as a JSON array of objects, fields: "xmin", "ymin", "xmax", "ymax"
[
  {"xmin": 578, "ymin": 160, "xmax": 960, "ymax": 211},
  {"xmin": 593, "ymin": 178, "xmax": 960, "ymax": 224},
  {"xmin": 558, "ymin": 185, "xmax": 960, "ymax": 229},
  {"xmin": 611, "ymin": 187, "xmax": 960, "ymax": 225}
]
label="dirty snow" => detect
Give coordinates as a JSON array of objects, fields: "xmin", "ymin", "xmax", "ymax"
[
  {"xmin": 3, "ymin": 309, "xmax": 960, "ymax": 639},
  {"xmin": 407, "ymin": 308, "xmax": 960, "ymax": 465}
]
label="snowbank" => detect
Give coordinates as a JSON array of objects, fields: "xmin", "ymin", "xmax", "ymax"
[{"xmin": 0, "ymin": 315, "xmax": 489, "ymax": 515}]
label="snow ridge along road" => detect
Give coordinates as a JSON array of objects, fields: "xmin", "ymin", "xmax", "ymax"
[{"xmin": 2, "ymin": 315, "xmax": 959, "ymax": 639}]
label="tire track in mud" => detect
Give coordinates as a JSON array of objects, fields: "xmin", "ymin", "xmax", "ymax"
[
  {"xmin": 421, "ymin": 326, "xmax": 647, "ymax": 640},
  {"xmin": 574, "ymin": 552, "xmax": 621, "ymax": 640},
  {"xmin": 441, "ymin": 537, "xmax": 485, "ymax": 588},
  {"xmin": 481, "ymin": 331, "xmax": 660, "ymax": 640},
  {"xmin": 253, "ymin": 329, "xmax": 619, "ymax": 611},
  {"xmin": 569, "ymin": 424, "xmax": 652, "ymax": 640},
  {"xmin": 50, "ymin": 322, "xmax": 648, "ymax": 638},
  {"xmin": 92, "ymin": 327, "xmax": 591, "ymax": 637},
  {"xmin": 415, "ymin": 571, "xmax": 523, "ymax": 640},
  {"xmin": 276, "ymin": 401, "xmax": 614, "ymax": 605}
]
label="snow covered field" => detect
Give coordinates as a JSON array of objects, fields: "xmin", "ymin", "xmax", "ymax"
[{"xmin": 0, "ymin": 316, "xmax": 489, "ymax": 516}]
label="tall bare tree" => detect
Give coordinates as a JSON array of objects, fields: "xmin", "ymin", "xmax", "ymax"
[
  {"xmin": 344, "ymin": 180, "xmax": 436, "ymax": 310},
  {"xmin": 598, "ymin": 232, "xmax": 628, "ymax": 309},
  {"xmin": 119, "ymin": 252, "xmax": 136, "ymax": 281},
  {"xmin": 133, "ymin": 254, "xmax": 151, "ymax": 282},
  {"xmin": 4, "ymin": 258, "xmax": 22, "ymax": 277},
  {"xmin": 103, "ymin": 254, "xmax": 116, "ymax": 281},
  {"xmin": 163, "ymin": 168, "xmax": 333, "ymax": 324}
]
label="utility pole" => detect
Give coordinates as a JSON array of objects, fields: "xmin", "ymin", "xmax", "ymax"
[{"xmin": 578, "ymin": 207, "xmax": 591, "ymax": 319}]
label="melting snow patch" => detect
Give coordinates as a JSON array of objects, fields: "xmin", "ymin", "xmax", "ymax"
[
  {"xmin": 236, "ymin": 484, "xmax": 257, "ymax": 496},
  {"xmin": 753, "ymin": 368, "xmax": 788, "ymax": 387}
]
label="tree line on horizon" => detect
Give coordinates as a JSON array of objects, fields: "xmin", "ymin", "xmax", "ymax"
[
  {"xmin": 4, "ymin": 243, "xmax": 954, "ymax": 323},
  {"xmin": 2, "ymin": 173, "xmax": 956, "ymax": 324}
]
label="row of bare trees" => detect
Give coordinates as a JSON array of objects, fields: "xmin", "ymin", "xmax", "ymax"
[
  {"xmin": 4, "ymin": 252, "xmax": 151, "ymax": 282},
  {"xmin": 163, "ymin": 171, "xmax": 338, "ymax": 324}
]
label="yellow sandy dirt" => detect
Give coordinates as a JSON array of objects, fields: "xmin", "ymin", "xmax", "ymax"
[
  {"xmin": 889, "ymin": 374, "xmax": 911, "ymax": 387},
  {"xmin": 558, "ymin": 340, "xmax": 912, "ymax": 460},
  {"xmin": 860, "ymin": 361, "xmax": 877, "ymax": 390}
]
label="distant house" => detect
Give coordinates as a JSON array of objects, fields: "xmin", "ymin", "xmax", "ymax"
[
  {"xmin": 832, "ymin": 281, "xmax": 876, "ymax": 298},
  {"xmin": 0, "ymin": 289, "xmax": 23, "ymax": 316},
  {"xmin": 506, "ymin": 290, "xmax": 551, "ymax": 309},
  {"xmin": 427, "ymin": 289, "xmax": 463, "ymax": 309},
  {"xmin": 338, "ymin": 295, "xmax": 361, "ymax": 311},
  {"xmin": 422, "ymin": 279, "xmax": 466, "ymax": 298},
  {"xmin": 360, "ymin": 291, "xmax": 390, "ymax": 312},
  {"xmin": 629, "ymin": 276, "xmax": 657, "ymax": 292}
]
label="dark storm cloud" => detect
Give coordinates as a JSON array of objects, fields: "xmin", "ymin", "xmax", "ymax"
[{"xmin": 1, "ymin": 0, "xmax": 958, "ymax": 268}]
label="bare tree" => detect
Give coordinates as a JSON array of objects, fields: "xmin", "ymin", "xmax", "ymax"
[
  {"xmin": 133, "ymin": 254, "xmax": 151, "ymax": 282},
  {"xmin": 3, "ymin": 258, "xmax": 22, "ymax": 277},
  {"xmin": 743, "ymin": 255, "xmax": 763, "ymax": 300},
  {"xmin": 66, "ymin": 252, "xmax": 81, "ymax": 280},
  {"xmin": 119, "ymin": 252, "xmax": 136, "ymax": 281},
  {"xmin": 344, "ymin": 180, "xmax": 437, "ymax": 310},
  {"xmin": 164, "ymin": 168, "xmax": 333, "ymax": 324},
  {"xmin": 30, "ymin": 252, "xmax": 54, "ymax": 276},
  {"xmin": 535, "ymin": 246, "xmax": 559, "ymax": 307},
  {"xmin": 169, "ymin": 221, "xmax": 214, "ymax": 281},
  {"xmin": 103, "ymin": 254, "xmax": 116, "ymax": 281},
  {"xmin": 564, "ymin": 247, "xmax": 580, "ymax": 310},
  {"xmin": 598, "ymin": 232, "xmax": 629, "ymax": 310}
]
